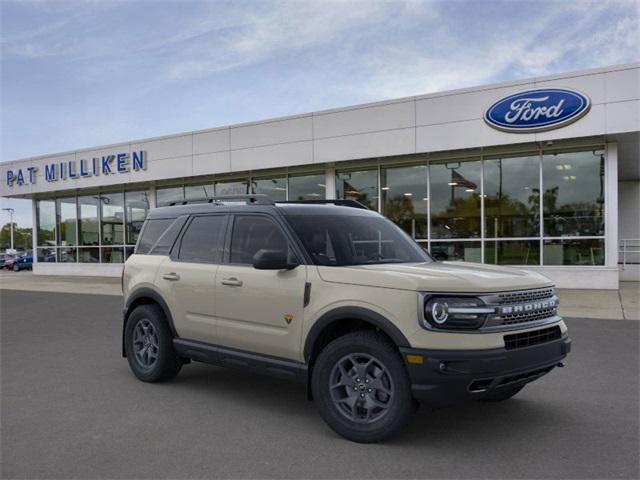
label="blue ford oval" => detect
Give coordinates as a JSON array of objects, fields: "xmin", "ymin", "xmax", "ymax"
[{"xmin": 484, "ymin": 88, "xmax": 591, "ymax": 132}]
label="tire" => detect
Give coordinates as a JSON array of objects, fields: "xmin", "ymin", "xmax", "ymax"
[
  {"xmin": 311, "ymin": 330, "xmax": 414, "ymax": 443},
  {"xmin": 479, "ymin": 385, "xmax": 524, "ymax": 402},
  {"xmin": 124, "ymin": 304, "xmax": 182, "ymax": 382},
  {"xmin": 12, "ymin": 264, "xmax": 19, "ymax": 272}
]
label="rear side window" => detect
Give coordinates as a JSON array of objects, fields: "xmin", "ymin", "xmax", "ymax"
[
  {"xmin": 178, "ymin": 215, "xmax": 227, "ymax": 263},
  {"xmin": 230, "ymin": 215, "xmax": 288, "ymax": 264},
  {"xmin": 136, "ymin": 218, "xmax": 174, "ymax": 254}
]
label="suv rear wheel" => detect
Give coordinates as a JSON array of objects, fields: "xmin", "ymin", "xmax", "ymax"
[
  {"xmin": 311, "ymin": 330, "xmax": 413, "ymax": 443},
  {"xmin": 124, "ymin": 304, "xmax": 182, "ymax": 382}
]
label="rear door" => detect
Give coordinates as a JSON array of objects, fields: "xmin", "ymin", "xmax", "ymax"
[
  {"xmin": 156, "ymin": 214, "xmax": 228, "ymax": 344},
  {"xmin": 214, "ymin": 214, "xmax": 307, "ymax": 361}
]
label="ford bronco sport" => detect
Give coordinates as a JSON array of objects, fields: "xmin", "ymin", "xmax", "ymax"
[{"xmin": 122, "ymin": 194, "xmax": 571, "ymax": 443}]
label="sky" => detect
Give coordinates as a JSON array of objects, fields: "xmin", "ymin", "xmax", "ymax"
[{"xmin": 1, "ymin": 0, "xmax": 639, "ymax": 228}]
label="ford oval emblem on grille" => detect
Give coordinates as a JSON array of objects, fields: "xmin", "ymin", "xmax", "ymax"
[{"xmin": 484, "ymin": 88, "xmax": 591, "ymax": 133}]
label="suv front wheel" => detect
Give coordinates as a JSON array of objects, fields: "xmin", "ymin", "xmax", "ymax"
[
  {"xmin": 124, "ymin": 304, "xmax": 182, "ymax": 382},
  {"xmin": 312, "ymin": 331, "xmax": 414, "ymax": 443}
]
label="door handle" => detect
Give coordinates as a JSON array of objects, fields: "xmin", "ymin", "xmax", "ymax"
[
  {"xmin": 221, "ymin": 277, "xmax": 243, "ymax": 287},
  {"xmin": 162, "ymin": 272, "xmax": 181, "ymax": 281}
]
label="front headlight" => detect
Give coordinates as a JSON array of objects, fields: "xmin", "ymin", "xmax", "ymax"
[{"xmin": 422, "ymin": 296, "xmax": 495, "ymax": 330}]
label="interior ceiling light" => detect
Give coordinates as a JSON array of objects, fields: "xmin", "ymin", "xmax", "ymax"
[
  {"xmin": 448, "ymin": 182, "xmax": 458, "ymax": 186},
  {"xmin": 381, "ymin": 187, "xmax": 390, "ymax": 191},
  {"xmin": 403, "ymin": 192, "xmax": 413, "ymax": 196}
]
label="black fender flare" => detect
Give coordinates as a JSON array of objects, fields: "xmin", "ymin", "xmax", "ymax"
[
  {"xmin": 303, "ymin": 306, "xmax": 411, "ymax": 363},
  {"xmin": 122, "ymin": 287, "xmax": 178, "ymax": 357}
]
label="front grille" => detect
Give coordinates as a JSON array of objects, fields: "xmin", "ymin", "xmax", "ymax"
[
  {"xmin": 504, "ymin": 325, "xmax": 562, "ymax": 350},
  {"xmin": 501, "ymin": 306, "xmax": 558, "ymax": 325},
  {"xmin": 497, "ymin": 287, "xmax": 555, "ymax": 305}
]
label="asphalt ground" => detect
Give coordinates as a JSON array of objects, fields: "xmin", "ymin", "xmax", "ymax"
[{"xmin": 1, "ymin": 289, "xmax": 638, "ymax": 479}]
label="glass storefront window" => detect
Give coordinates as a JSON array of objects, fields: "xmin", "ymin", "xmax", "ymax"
[
  {"xmin": 288, "ymin": 173, "xmax": 325, "ymax": 200},
  {"xmin": 336, "ymin": 170, "xmax": 378, "ymax": 210},
  {"xmin": 36, "ymin": 246, "xmax": 57, "ymax": 263},
  {"xmin": 125, "ymin": 190, "xmax": 150, "ymax": 245},
  {"xmin": 101, "ymin": 247, "xmax": 125, "ymax": 263},
  {"xmin": 543, "ymin": 238, "xmax": 604, "ymax": 265},
  {"xmin": 56, "ymin": 197, "xmax": 77, "ymax": 246},
  {"xmin": 251, "ymin": 177, "xmax": 287, "ymax": 201},
  {"xmin": 78, "ymin": 247, "xmax": 100, "ymax": 263},
  {"xmin": 100, "ymin": 193, "xmax": 124, "ymax": 245},
  {"xmin": 543, "ymin": 150, "xmax": 605, "ymax": 237},
  {"xmin": 382, "ymin": 165, "xmax": 428, "ymax": 239},
  {"xmin": 484, "ymin": 155, "xmax": 540, "ymax": 238},
  {"xmin": 485, "ymin": 240, "xmax": 540, "ymax": 265},
  {"xmin": 185, "ymin": 184, "xmax": 215, "ymax": 201},
  {"xmin": 156, "ymin": 186, "xmax": 184, "ymax": 206},
  {"xmin": 58, "ymin": 247, "xmax": 77, "ymax": 263},
  {"xmin": 36, "ymin": 200, "xmax": 56, "ymax": 246},
  {"xmin": 215, "ymin": 180, "xmax": 249, "ymax": 196},
  {"xmin": 77, "ymin": 196, "xmax": 100, "ymax": 246},
  {"xmin": 430, "ymin": 241, "xmax": 481, "ymax": 262},
  {"xmin": 430, "ymin": 160, "xmax": 481, "ymax": 239}
]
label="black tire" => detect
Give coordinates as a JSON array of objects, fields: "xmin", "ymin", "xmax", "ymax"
[
  {"xmin": 479, "ymin": 385, "xmax": 524, "ymax": 402},
  {"xmin": 311, "ymin": 330, "xmax": 414, "ymax": 443},
  {"xmin": 12, "ymin": 264, "xmax": 19, "ymax": 272},
  {"xmin": 124, "ymin": 304, "xmax": 182, "ymax": 382}
]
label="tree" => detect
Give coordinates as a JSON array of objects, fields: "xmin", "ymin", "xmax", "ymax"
[{"xmin": 0, "ymin": 223, "xmax": 32, "ymax": 251}]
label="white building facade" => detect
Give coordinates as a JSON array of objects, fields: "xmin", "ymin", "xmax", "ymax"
[{"xmin": 1, "ymin": 63, "xmax": 639, "ymax": 289}]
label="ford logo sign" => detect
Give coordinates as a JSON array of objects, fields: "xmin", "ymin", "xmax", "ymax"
[{"xmin": 484, "ymin": 88, "xmax": 591, "ymax": 133}]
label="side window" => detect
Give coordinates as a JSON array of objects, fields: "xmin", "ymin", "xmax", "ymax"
[
  {"xmin": 178, "ymin": 215, "xmax": 227, "ymax": 263},
  {"xmin": 230, "ymin": 216, "xmax": 289, "ymax": 264},
  {"xmin": 151, "ymin": 216, "xmax": 187, "ymax": 255},
  {"xmin": 136, "ymin": 218, "xmax": 174, "ymax": 254}
]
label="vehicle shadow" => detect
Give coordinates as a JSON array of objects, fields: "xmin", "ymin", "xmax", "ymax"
[{"xmin": 156, "ymin": 361, "xmax": 572, "ymax": 447}]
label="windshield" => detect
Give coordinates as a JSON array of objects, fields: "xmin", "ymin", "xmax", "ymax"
[{"xmin": 286, "ymin": 214, "xmax": 432, "ymax": 266}]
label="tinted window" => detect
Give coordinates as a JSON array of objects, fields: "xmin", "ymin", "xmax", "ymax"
[
  {"xmin": 230, "ymin": 216, "xmax": 288, "ymax": 264},
  {"xmin": 178, "ymin": 215, "xmax": 227, "ymax": 263},
  {"xmin": 136, "ymin": 218, "xmax": 174, "ymax": 254},
  {"xmin": 287, "ymin": 214, "xmax": 431, "ymax": 266},
  {"xmin": 152, "ymin": 217, "xmax": 188, "ymax": 255}
]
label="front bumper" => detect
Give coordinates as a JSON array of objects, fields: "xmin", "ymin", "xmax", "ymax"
[{"xmin": 399, "ymin": 334, "xmax": 571, "ymax": 406}]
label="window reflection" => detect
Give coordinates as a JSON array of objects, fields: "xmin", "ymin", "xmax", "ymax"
[
  {"xmin": 430, "ymin": 161, "xmax": 481, "ymax": 238},
  {"xmin": 125, "ymin": 191, "xmax": 150, "ymax": 245},
  {"xmin": 543, "ymin": 239, "xmax": 604, "ymax": 265},
  {"xmin": 484, "ymin": 156, "xmax": 540, "ymax": 238},
  {"xmin": 78, "ymin": 196, "xmax": 100, "ymax": 246},
  {"xmin": 156, "ymin": 186, "xmax": 184, "ymax": 206},
  {"xmin": 185, "ymin": 184, "xmax": 214, "ymax": 201},
  {"xmin": 288, "ymin": 173, "xmax": 325, "ymax": 200},
  {"xmin": 543, "ymin": 150, "xmax": 605, "ymax": 237},
  {"xmin": 215, "ymin": 180, "xmax": 249, "ymax": 196},
  {"xmin": 56, "ymin": 198, "xmax": 77, "ymax": 246},
  {"xmin": 430, "ymin": 241, "xmax": 481, "ymax": 262},
  {"xmin": 382, "ymin": 165, "xmax": 428, "ymax": 239},
  {"xmin": 336, "ymin": 170, "xmax": 378, "ymax": 210},
  {"xmin": 37, "ymin": 200, "xmax": 56, "ymax": 246},
  {"xmin": 100, "ymin": 193, "xmax": 124, "ymax": 245},
  {"xmin": 252, "ymin": 177, "xmax": 287, "ymax": 201},
  {"xmin": 485, "ymin": 240, "xmax": 540, "ymax": 265}
]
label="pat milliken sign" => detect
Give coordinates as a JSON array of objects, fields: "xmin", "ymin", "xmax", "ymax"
[
  {"xmin": 484, "ymin": 88, "xmax": 591, "ymax": 133},
  {"xmin": 5, "ymin": 151, "xmax": 147, "ymax": 187}
]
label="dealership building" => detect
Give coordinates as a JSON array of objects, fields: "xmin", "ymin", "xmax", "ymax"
[{"xmin": 1, "ymin": 63, "xmax": 638, "ymax": 289}]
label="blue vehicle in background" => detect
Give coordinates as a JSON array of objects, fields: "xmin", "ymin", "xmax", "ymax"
[{"xmin": 12, "ymin": 252, "xmax": 33, "ymax": 271}]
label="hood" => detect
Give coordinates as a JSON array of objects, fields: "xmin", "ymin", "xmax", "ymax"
[{"xmin": 316, "ymin": 261, "xmax": 553, "ymax": 293}]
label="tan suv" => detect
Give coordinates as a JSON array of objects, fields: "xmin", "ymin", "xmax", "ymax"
[{"xmin": 122, "ymin": 195, "xmax": 571, "ymax": 443}]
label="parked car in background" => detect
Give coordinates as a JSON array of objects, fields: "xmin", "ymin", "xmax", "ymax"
[
  {"xmin": 2, "ymin": 253, "xmax": 17, "ymax": 270},
  {"xmin": 12, "ymin": 252, "xmax": 33, "ymax": 271}
]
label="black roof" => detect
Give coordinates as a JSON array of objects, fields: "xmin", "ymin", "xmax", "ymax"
[{"xmin": 147, "ymin": 195, "xmax": 378, "ymax": 220}]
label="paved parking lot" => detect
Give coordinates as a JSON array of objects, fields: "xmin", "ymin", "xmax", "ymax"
[{"xmin": 1, "ymin": 289, "xmax": 639, "ymax": 479}]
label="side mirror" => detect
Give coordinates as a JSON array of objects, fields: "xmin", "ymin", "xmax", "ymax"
[{"xmin": 252, "ymin": 249, "xmax": 299, "ymax": 270}]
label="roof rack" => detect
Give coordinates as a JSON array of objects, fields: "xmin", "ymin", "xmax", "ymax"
[
  {"xmin": 168, "ymin": 194, "xmax": 274, "ymax": 207},
  {"xmin": 280, "ymin": 199, "xmax": 369, "ymax": 210}
]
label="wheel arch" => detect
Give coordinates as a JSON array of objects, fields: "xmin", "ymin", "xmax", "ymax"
[
  {"xmin": 122, "ymin": 288, "xmax": 177, "ymax": 357},
  {"xmin": 304, "ymin": 307, "xmax": 410, "ymax": 364}
]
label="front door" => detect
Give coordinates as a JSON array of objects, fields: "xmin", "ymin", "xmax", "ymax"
[
  {"xmin": 156, "ymin": 214, "xmax": 228, "ymax": 344},
  {"xmin": 215, "ymin": 214, "xmax": 306, "ymax": 361}
]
